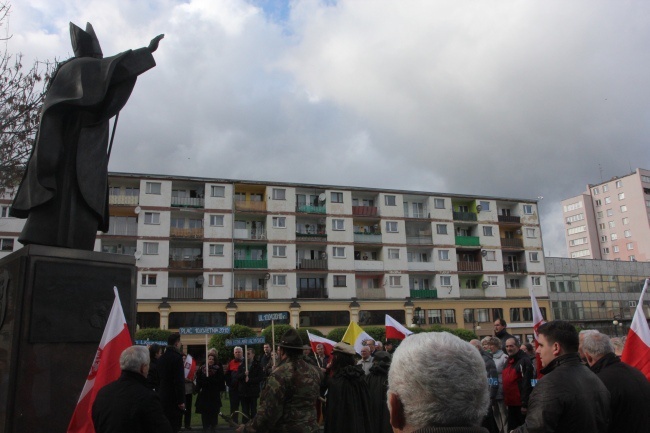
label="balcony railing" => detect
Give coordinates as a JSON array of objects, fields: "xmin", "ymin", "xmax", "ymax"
[
  {"xmin": 234, "ymin": 289, "xmax": 268, "ymax": 299},
  {"xmin": 407, "ymin": 261, "xmax": 434, "ymax": 271},
  {"xmin": 168, "ymin": 286, "xmax": 203, "ymax": 299},
  {"xmin": 457, "ymin": 261, "xmax": 483, "ymax": 272},
  {"xmin": 106, "ymin": 225, "xmax": 138, "ymax": 236},
  {"xmin": 297, "ymin": 287, "xmax": 328, "ymax": 299},
  {"xmin": 234, "ymin": 229, "xmax": 267, "ymax": 240},
  {"xmin": 410, "ymin": 289, "xmax": 438, "ymax": 299},
  {"xmin": 295, "ymin": 232, "xmax": 327, "ymax": 242},
  {"xmin": 504, "ymin": 262, "xmax": 527, "ymax": 273},
  {"xmin": 169, "ymin": 258, "xmax": 203, "ymax": 269},
  {"xmin": 234, "ymin": 259, "xmax": 268, "ymax": 269},
  {"xmin": 297, "ymin": 259, "xmax": 328, "ymax": 270},
  {"xmin": 354, "ymin": 233, "xmax": 382, "ymax": 243},
  {"xmin": 356, "ymin": 287, "xmax": 386, "ymax": 299},
  {"xmin": 352, "ymin": 206, "xmax": 378, "ymax": 216},
  {"xmin": 498, "ymin": 215, "xmax": 521, "ymax": 223},
  {"xmin": 459, "ymin": 288, "xmax": 485, "ymax": 298},
  {"xmin": 171, "ymin": 196, "xmax": 204, "ymax": 208},
  {"xmin": 109, "ymin": 195, "xmax": 139, "ymax": 205},
  {"xmin": 235, "ymin": 200, "xmax": 266, "ymax": 212},
  {"xmin": 406, "ymin": 235, "xmax": 433, "ymax": 245},
  {"xmin": 501, "ymin": 238, "xmax": 524, "ymax": 248},
  {"xmin": 170, "ymin": 227, "xmax": 204, "ymax": 238},
  {"xmin": 453, "ymin": 211, "xmax": 477, "ymax": 221},
  {"xmin": 354, "ymin": 260, "xmax": 384, "ymax": 271},
  {"xmin": 455, "ymin": 235, "xmax": 480, "ymax": 246},
  {"xmin": 296, "ymin": 204, "xmax": 326, "ymax": 214}
]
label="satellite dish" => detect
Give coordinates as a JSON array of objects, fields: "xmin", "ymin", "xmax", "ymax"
[
  {"xmin": 481, "ymin": 281, "xmax": 490, "ymax": 290},
  {"xmin": 481, "ymin": 250, "xmax": 488, "ymax": 257},
  {"xmin": 134, "ymin": 206, "xmax": 142, "ymax": 215},
  {"xmin": 264, "ymin": 273, "xmax": 271, "ymax": 281},
  {"xmin": 134, "ymin": 250, "xmax": 142, "ymax": 260},
  {"xmin": 318, "ymin": 193, "xmax": 326, "ymax": 203},
  {"xmin": 197, "ymin": 275, "xmax": 205, "ymax": 285}
]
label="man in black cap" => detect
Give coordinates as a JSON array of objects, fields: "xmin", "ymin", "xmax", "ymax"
[{"xmin": 236, "ymin": 329, "xmax": 322, "ymax": 433}]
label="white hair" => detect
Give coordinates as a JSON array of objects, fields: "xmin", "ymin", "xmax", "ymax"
[
  {"xmin": 582, "ymin": 332, "xmax": 614, "ymax": 358},
  {"xmin": 388, "ymin": 332, "xmax": 489, "ymax": 428},
  {"xmin": 120, "ymin": 346, "xmax": 149, "ymax": 373}
]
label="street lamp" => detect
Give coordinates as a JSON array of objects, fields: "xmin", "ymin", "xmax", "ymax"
[
  {"xmin": 473, "ymin": 322, "xmax": 481, "ymax": 334},
  {"xmin": 612, "ymin": 316, "xmax": 623, "ymax": 337}
]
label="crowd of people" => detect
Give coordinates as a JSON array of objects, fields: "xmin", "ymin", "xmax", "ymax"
[{"xmin": 90, "ymin": 319, "xmax": 650, "ymax": 433}]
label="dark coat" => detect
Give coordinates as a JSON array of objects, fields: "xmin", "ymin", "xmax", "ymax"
[
  {"xmin": 512, "ymin": 353, "xmax": 610, "ymax": 433},
  {"xmin": 157, "ymin": 346, "xmax": 185, "ymax": 409},
  {"xmin": 364, "ymin": 359, "xmax": 392, "ymax": 433},
  {"xmin": 324, "ymin": 365, "xmax": 371, "ymax": 433},
  {"xmin": 495, "ymin": 329, "xmax": 515, "ymax": 352},
  {"xmin": 235, "ymin": 357, "xmax": 265, "ymax": 398},
  {"xmin": 146, "ymin": 357, "xmax": 160, "ymax": 391},
  {"xmin": 195, "ymin": 363, "xmax": 226, "ymax": 414},
  {"xmin": 479, "ymin": 349, "xmax": 499, "ymax": 400},
  {"xmin": 590, "ymin": 352, "xmax": 650, "ymax": 433},
  {"xmin": 92, "ymin": 370, "xmax": 173, "ymax": 433}
]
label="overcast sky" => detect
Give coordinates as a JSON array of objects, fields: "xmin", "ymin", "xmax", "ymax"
[{"xmin": 8, "ymin": 0, "xmax": 650, "ymax": 258}]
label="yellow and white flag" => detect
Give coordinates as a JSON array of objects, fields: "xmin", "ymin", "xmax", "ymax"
[{"xmin": 341, "ymin": 322, "xmax": 373, "ymax": 355}]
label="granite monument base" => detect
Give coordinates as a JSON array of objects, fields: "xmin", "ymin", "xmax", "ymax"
[{"xmin": 0, "ymin": 245, "xmax": 137, "ymax": 433}]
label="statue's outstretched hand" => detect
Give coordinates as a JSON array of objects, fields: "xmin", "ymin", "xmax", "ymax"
[{"xmin": 148, "ymin": 34, "xmax": 165, "ymax": 53}]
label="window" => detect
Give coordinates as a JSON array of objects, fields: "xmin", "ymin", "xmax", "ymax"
[
  {"xmin": 387, "ymin": 248, "xmax": 400, "ymax": 259},
  {"xmin": 434, "ymin": 198, "xmax": 445, "ymax": 209},
  {"xmin": 333, "ymin": 275, "xmax": 347, "ymax": 287},
  {"xmin": 436, "ymin": 224, "xmax": 448, "ymax": 235},
  {"xmin": 479, "ymin": 201, "xmax": 490, "ymax": 211},
  {"xmin": 389, "ymin": 276, "xmax": 402, "ymax": 287},
  {"xmin": 526, "ymin": 228, "xmax": 535, "ymax": 238},
  {"xmin": 209, "ymin": 244, "xmax": 224, "ymax": 256},
  {"xmin": 144, "ymin": 212, "xmax": 160, "ymax": 225},
  {"xmin": 440, "ymin": 275, "xmax": 452, "ymax": 286},
  {"xmin": 333, "ymin": 247, "xmax": 345, "ymax": 258},
  {"xmin": 507, "ymin": 278, "xmax": 521, "ymax": 288},
  {"xmin": 608, "ymin": 221, "xmax": 615, "ymax": 228},
  {"xmin": 571, "ymin": 249, "xmax": 590, "ymax": 258},
  {"xmin": 613, "ymin": 245, "xmax": 619, "ymax": 253},
  {"xmin": 273, "ymin": 246, "xmax": 287, "ymax": 257},
  {"xmin": 595, "ymin": 199, "xmax": 602, "ymax": 206},
  {"xmin": 145, "ymin": 182, "xmax": 161, "ymax": 194},
  {"xmin": 482, "ymin": 226, "xmax": 493, "ymax": 236},
  {"xmin": 624, "ymin": 230, "xmax": 631, "ymax": 238},
  {"xmin": 484, "ymin": 251, "xmax": 496, "ymax": 261},
  {"xmin": 603, "ymin": 247, "xmax": 610, "ymax": 254},
  {"xmin": 209, "ymin": 215, "xmax": 224, "ymax": 226},
  {"xmin": 606, "ymin": 209, "xmax": 613, "ymax": 217},
  {"xmin": 0, "ymin": 206, "xmax": 9, "ymax": 218},
  {"xmin": 143, "ymin": 242, "xmax": 158, "ymax": 255},
  {"xmin": 428, "ymin": 309, "xmax": 442, "ymax": 324},
  {"xmin": 622, "ymin": 217, "xmax": 629, "ymax": 225},
  {"xmin": 603, "ymin": 185, "xmax": 609, "ymax": 192},
  {"xmin": 610, "ymin": 233, "xmax": 618, "ymax": 240},
  {"xmin": 206, "ymin": 274, "xmax": 223, "ymax": 286},
  {"xmin": 601, "ymin": 236, "xmax": 607, "ymax": 242},
  {"xmin": 141, "ymin": 274, "xmax": 157, "ymax": 285},
  {"xmin": 444, "ymin": 309, "xmax": 456, "ymax": 324},
  {"xmin": 332, "ymin": 219, "xmax": 345, "ymax": 230},
  {"xmin": 605, "ymin": 196, "xmax": 611, "ymax": 204},
  {"xmin": 523, "ymin": 205, "xmax": 533, "ymax": 214},
  {"xmin": 211, "ymin": 185, "xmax": 225, "ymax": 197},
  {"xmin": 272, "ymin": 188, "xmax": 286, "ymax": 200},
  {"xmin": 272, "ymin": 217, "xmax": 286, "ymax": 228},
  {"xmin": 386, "ymin": 221, "xmax": 398, "ymax": 233},
  {"xmin": 627, "ymin": 243, "xmax": 634, "ymax": 250},
  {"xmin": 438, "ymin": 250, "xmax": 450, "ymax": 261},
  {"xmin": 273, "ymin": 274, "xmax": 287, "ymax": 285},
  {"xmin": 0, "ymin": 238, "xmax": 14, "ymax": 251},
  {"xmin": 597, "ymin": 211, "xmax": 603, "ymax": 218},
  {"xmin": 529, "ymin": 252, "xmax": 539, "ymax": 262},
  {"xmin": 598, "ymin": 223, "xmax": 606, "ymax": 230},
  {"xmin": 569, "ymin": 237, "xmax": 588, "ymax": 246},
  {"xmin": 567, "ymin": 225, "xmax": 586, "ymax": 235},
  {"xmin": 563, "ymin": 202, "xmax": 583, "ymax": 212},
  {"xmin": 488, "ymin": 276, "xmax": 498, "ymax": 285},
  {"xmin": 385, "ymin": 195, "xmax": 396, "ymax": 206},
  {"xmin": 618, "ymin": 192, "xmax": 625, "ymax": 200},
  {"xmin": 616, "ymin": 180, "xmax": 622, "ymax": 188},
  {"xmin": 629, "ymin": 255, "xmax": 636, "ymax": 261},
  {"xmin": 593, "ymin": 187, "xmax": 599, "ymax": 195},
  {"xmin": 331, "ymin": 192, "xmax": 343, "ymax": 203},
  {"xmin": 566, "ymin": 214, "xmax": 584, "ymax": 223},
  {"xmin": 620, "ymin": 205, "xmax": 627, "ymax": 212},
  {"xmin": 642, "ymin": 175, "xmax": 650, "ymax": 183}
]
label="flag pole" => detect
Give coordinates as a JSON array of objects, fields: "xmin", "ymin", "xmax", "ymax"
[
  {"xmin": 205, "ymin": 334, "xmax": 209, "ymax": 375},
  {"xmin": 271, "ymin": 320, "xmax": 276, "ymax": 368},
  {"xmin": 245, "ymin": 345, "xmax": 249, "ymax": 374}
]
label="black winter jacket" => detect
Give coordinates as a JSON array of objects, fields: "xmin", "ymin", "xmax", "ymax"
[
  {"xmin": 235, "ymin": 357, "xmax": 265, "ymax": 398},
  {"xmin": 157, "ymin": 346, "xmax": 185, "ymax": 409}
]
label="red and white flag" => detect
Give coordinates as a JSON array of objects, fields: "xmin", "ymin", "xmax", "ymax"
[
  {"xmin": 621, "ymin": 278, "xmax": 650, "ymax": 381},
  {"xmin": 67, "ymin": 288, "xmax": 132, "ymax": 433},
  {"xmin": 306, "ymin": 331, "xmax": 335, "ymax": 356},
  {"xmin": 184, "ymin": 354, "xmax": 197, "ymax": 381},
  {"xmin": 385, "ymin": 314, "xmax": 413, "ymax": 340},
  {"xmin": 530, "ymin": 288, "xmax": 546, "ymax": 378}
]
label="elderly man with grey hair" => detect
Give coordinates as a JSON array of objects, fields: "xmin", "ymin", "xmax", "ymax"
[
  {"xmin": 582, "ymin": 332, "xmax": 650, "ymax": 433},
  {"xmin": 92, "ymin": 346, "xmax": 173, "ymax": 433},
  {"xmin": 387, "ymin": 332, "xmax": 490, "ymax": 433}
]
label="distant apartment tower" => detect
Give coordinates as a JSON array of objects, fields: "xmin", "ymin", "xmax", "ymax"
[{"xmin": 562, "ymin": 168, "xmax": 650, "ymax": 261}]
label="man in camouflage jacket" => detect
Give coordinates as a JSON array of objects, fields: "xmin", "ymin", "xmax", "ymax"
[{"xmin": 237, "ymin": 329, "xmax": 322, "ymax": 433}]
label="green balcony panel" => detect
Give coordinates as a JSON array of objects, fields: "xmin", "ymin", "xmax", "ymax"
[
  {"xmin": 453, "ymin": 211, "xmax": 478, "ymax": 221},
  {"xmin": 410, "ymin": 289, "xmax": 438, "ymax": 299},
  {"xmin": 296, "ymin": 205, "xmax": 326, "ymax": 214},
  {"xmin": 455, "ymin": 236, "xmax": 480, "ymax": 246},
  {"xmin": 234, "ymin": 259, "xmax": 268, "ymax": 269}
]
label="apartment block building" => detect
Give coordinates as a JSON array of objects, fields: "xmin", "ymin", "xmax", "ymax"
[
  {"xmin": 0, "ymin": 172, "xmax": 549, "ymax": 344},
  {"xmin": 562, "ymin": 168, "xmax": 650, "ymax": 261}
]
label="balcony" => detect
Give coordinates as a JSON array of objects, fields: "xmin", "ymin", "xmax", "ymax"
[
  {"xmin": 109, "ymin": 195, "xmax": 139, "ymax": 206},
  {"xmin": 406, "ymin": 234, "xmax": 432, "ymax": 245},
  {"xmin": 498, "ymin": 215, "xmax": 521, "ymax": 224},
  {"xmin": 504, "ymin": 262, "xmax": 527, "ymax": 273},
  {"xmin": 171, "ymin": 196, "xmax": 204, "ymax": 208},
  {"xmin": 354, "ymin": 260, "xmax": 384, "ymax": 271},
  {"xmin": 501, "ymin": 238, "xmax": 524, "ymax": 248},
  {"xmin": 234, "ymin": 259, "xmax": 268, "ymax": 269},
  {"xmin": 298, "ymin": 259, "xmax": 328, "ymax": 270},
  {"xmin": 352, "ymin": 206, "xmax": 378, "ymax": 217},
  {"xmin": 356, "ymin": 287, "xmax": 386, "ymax": 299},
  {"xmin": 106, "ymin": 225, "xmax": 138, "ymax": 236},
  {"xmin": 234, "ymin": 289, "xmax": 268, "ymax": 299},
  {"xmin": 296, "ymin": 204, "xmax": 326, "ymax": 214},
  {"xmin": 170, "ymin": 227, "xmax": 204, "ymax": 239},
  {"xmin": 455, "ymin": 236, "xmax": 480, "ymax": 246},
  {"xmin": 407, "ymin": 261, "xmax": 434, "ymax": 271},
  {"xmin": 410, "ymin": 289, "xmax": 438, "ymax": 299},
  {"xmin": 457, "ymin": 261, "xmax": 483, "ymax": 272},
  {"xmin": 234, "ymin": 229, "xmax": 267, "ymax": 240},
  {"xmin": 295, "ymin": 232, "xmax": 327, "ymax": 242},
  {"xmin": 235, "ymin": 200, "xmax": 266, "ymax": 212},
  {"xmin": 505, "ymin": 288, "xmax": 529, "ymax": 297},
  {"xmin": 168, "ymin": 286, "xmax": 203, "ymax": 299},
  {"xmin": 453, "ymin": 211, "xmax": 477, "ymax": 221},
  {"xmin": 169, "ymin": 258, "xmax": 203, "ymax": 269},
  {"xmin": 459, "ymin": 288, "xmax": 485, "ymax": 298},
  {"xmin": 354, "ymin": 233, "xmax": 383, "ymax": 243},
  {"xmin": 297, "ymin": 287, "xmax": 328, "ymax": 299}
]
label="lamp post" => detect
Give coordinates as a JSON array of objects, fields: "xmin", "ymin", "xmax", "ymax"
[
  {"xmin": 612, "ymin": 315, "xmax": 623, "ymax": 337},
  {"xmin": 473, "ymin": 322, "xmax": 481, "ymax": 335}
]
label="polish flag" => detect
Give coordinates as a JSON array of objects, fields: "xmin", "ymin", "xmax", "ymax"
[
  {"xmin": 530, "ymin": 288, "xmax": 546, "ymax": 378},
  {"xmin": 621, "ymin": 278, "xmax": 650, "ymax": 381},
  {"xmin": 385, "ymin": 314, "xmax": 413, "ymax": 340},
  {"xmin": 67, "ymin": 288, "xmax": 132, "ymax": 433},
  {"xmin": 184, "ymin": 354, "xmax": 197, "ymax": 381},
  {"xmin": 306, "ymin": 331, "xmax": 336, "ymax": 357}
]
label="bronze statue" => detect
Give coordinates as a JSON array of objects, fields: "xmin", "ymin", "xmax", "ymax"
[{"xmin": 10, "ymin": 23, "xmax": 163, "ymax": 250}]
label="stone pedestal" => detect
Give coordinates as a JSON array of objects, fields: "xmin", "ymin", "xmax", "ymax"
[{"xmin": 0, "ymin": 245, "xmax": 137, "ymax": 433}]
